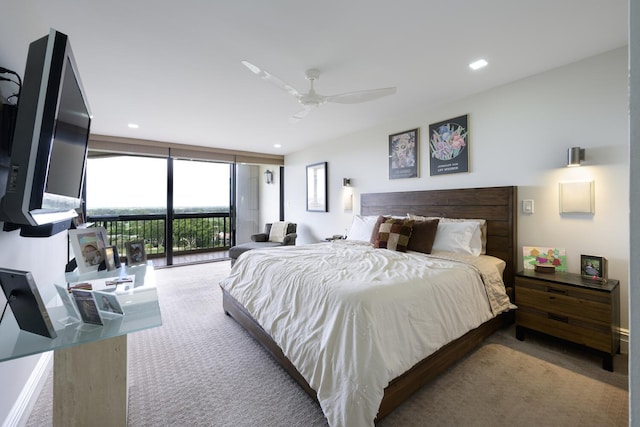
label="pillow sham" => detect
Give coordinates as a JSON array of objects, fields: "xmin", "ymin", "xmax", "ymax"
[
  {"xmin": 408, "ymin": 214, "xmax": 487, "ymax": 254},
  {"xmin": 406, "ymin": 218, "xmax": 440, "ymax": 254},
  {"xmin": 431, "ymin": 220, "xmax": 481, "ymax": 256},
  {"xmin": 374, "ymin": 218, "xmax": 414, "ymax": 252},
  {"xmin": 346, "ymin": 215, "xmax": 379, "ymax": 242}
]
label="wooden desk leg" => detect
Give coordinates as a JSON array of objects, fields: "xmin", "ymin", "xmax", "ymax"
[{"xmin": 53, "ymin": 335, "xmax": 128, "ymax": 427}]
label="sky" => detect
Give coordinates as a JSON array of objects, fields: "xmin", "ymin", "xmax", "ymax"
[{"xmin": 85, "ymin": 156, "xmax": 230, "ymax": 209}]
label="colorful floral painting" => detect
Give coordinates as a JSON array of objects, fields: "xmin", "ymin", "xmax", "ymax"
[
  {"xmin": 429, "ymin": 114, "xmax": 469, "ymax": 176},
  {"xmin": 389, "ymin": 128, "xmax": 418, "ymax": 179},
  {"xmin": 522, "ymin": 246, "xmax": 567, "ymax": 272}
]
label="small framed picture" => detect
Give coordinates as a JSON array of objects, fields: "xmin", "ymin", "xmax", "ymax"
[
  {"xmin": 71, "ymin": 289, "xmax": 104, "ymax": 325},
  {"xmin": 580, "ymin": 254, "xmax": 608, "ymax": 279},
  {"xmin": 100, "ymin": 246, "xmax": 121, "ymax": 271},
  {"xmin": 94, "ymin": 291, "xmax": 124, "ymax": 315},
  {"xmin": 69, "ymin": 227, "xmax": 109, "ymax": 274},
  {"xmin": 125, "ymin": 240, "xmax": 147, "ymax": 265}
]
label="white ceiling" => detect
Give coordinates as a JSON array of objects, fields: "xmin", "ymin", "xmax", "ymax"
[{"xmin": 1, "ymin": 1, "xmax": 629, "ymax": 155}]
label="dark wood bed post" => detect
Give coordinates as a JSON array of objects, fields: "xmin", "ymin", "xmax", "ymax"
[{"xmin": 222, "ymin": 185, "xmax": 518, "ymax": 422}]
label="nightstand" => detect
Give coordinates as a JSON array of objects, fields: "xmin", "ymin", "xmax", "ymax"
[{"xmin": 515, "ymin": 270, "xmax": 620, "ymax": 371}]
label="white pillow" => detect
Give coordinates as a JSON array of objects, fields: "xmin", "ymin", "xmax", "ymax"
[
  {"xmin": 268, "ymin": 221, "xmax": 289, "ymax": 243},
  {"xmin": 346, "ymin": 215, "xmax": 379, "ymax": 242},
  {"xmin": 432, "ymin": 221, "xmax": 482, "ymax": 256},
  {"xmin": 408, "ymin": 214, "xmax": 487, "ymax": 254}
]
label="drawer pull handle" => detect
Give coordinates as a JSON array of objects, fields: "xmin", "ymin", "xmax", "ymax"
[
  {"xmin": 548, "ymin": 288, "xmax": 567, "ymax": 295},
  {"xmin": 548, "ymin": 313, "xmax": 569, "ymax": 323}
]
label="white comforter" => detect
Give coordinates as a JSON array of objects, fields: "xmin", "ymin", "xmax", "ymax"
[{"xmin": 219, "ymin": 241, "xmax": 511, "ymax": 427}]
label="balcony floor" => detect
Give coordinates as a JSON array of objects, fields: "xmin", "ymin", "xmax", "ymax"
[{"xmin": 151, "ymin": 250, "xmax": 230, "ymax": 268}]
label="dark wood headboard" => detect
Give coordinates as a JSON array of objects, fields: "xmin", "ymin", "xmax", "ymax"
[{"xmin": 361, "ymin": 186, "xmax": 518, "ymax": 288}]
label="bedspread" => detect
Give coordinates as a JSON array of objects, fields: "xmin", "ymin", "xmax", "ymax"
[{"xmin": 219, "ymin": 241, "xmax": 511, "ymax": 427}]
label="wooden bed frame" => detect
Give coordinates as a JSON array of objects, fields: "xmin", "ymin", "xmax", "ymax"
[{"xmin": 222, "ymin": 185, "xmax": 517, "ymax": 421}]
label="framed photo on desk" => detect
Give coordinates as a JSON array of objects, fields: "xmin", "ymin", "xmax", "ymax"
[{"xmin": 69, "ymin": 227, "xmax": 108, "ymax": 274}]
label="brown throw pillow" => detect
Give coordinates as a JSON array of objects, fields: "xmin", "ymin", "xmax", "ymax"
[
  {"xmin": 407, "ymin": 219, "xmax": 440, "ymax": 254},
  {"xmin": 369, "ymin": 216, "xmax": 388, "ymax": 244},
  {"xmin": 374, "ymin": 218, "xmax": 414, "ymax": 252}
]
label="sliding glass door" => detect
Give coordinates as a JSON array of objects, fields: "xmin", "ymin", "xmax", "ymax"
[{"xmin": 85, "ymin": 154, "xmax": 232, "ymax": 266}]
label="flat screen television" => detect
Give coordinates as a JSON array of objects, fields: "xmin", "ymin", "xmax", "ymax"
[{"xmin": 0, "ymin": 29, "xmax": 91, "ymax": 227}]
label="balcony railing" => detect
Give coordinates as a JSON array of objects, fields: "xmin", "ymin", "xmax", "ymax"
[{"xmin": 87, "ymin": 212, "xmax": 231, "ymax": 259}]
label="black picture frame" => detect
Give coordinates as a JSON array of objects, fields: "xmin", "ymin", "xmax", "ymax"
[
  {"xmin": 429, "ymin": 114, "xmax": 469, "ymax": 176},
  {"xmin": 389, "ymin": 128, "xmax": 419, "ymax": 179},
  {"xmin": 0, "ymin": 268, "xmax": 57, "ymax": 338},
  {"xmin": 580, "ymin": 254, "xmax": 608, "ymax": 279},
  {"xmin": 306, "ymin": 162, "xmax": 328, "ymax": 212}
]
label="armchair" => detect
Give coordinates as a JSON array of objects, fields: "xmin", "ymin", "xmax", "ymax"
[{"xmin": 229, "ymin": 222, "xmax": 297, "ymax": 266}]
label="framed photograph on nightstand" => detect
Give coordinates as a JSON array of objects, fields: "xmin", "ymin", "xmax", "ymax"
[{"xmin": 580, "ymin": 254, "xmax": 607, "ymax": 279}]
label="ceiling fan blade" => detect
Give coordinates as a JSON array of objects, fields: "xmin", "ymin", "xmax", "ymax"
[
  {"xmin": 325, "ymin": 87, "xmax": 397, "ymax": 104},
  {"xmin": 241, "ymin": 60, "xmax": 301, "ymax": 97},
  {"xmin": 289, "ymin": 106, "xmax": 315, "ymax": 123}
]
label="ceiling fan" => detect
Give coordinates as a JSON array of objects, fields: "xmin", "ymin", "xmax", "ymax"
[{"xmin": 241, "ymin": 60, "xmax": 397, "ymax": 123}]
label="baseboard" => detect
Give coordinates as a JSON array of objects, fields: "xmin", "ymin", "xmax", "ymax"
[
  {"xmin": 620, "ymin": 327, "xmax": 630, "ymax": 354},
  {"xmin": 2, "ymin": 352, "xmax": 52, "ymax": 427}
]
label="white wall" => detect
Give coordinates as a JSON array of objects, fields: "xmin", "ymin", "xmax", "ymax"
[
  {"xmin": 258, "ymin": 165, "xmax": 281, "ymax": 227},
  {"xmin": 0, "ymin": 230, "xmax": 68, "ymax": 425},
  {"xmin": 629, "ymin": 1, "xmax": 639, "ymax": 424},
  {"xmin": 285, "ymin": 48, "xmax": 630, "ymax": 337}
]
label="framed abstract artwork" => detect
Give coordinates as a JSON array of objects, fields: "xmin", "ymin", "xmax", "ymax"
[{"xmin": 389, "ymin": 128, "xmax": 419, "ymax": 179}]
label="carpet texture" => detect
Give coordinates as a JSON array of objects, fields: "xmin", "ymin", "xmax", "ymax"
[{"xmin": 26, "ymin": 261, "xmax": 628, "ymax": 426}]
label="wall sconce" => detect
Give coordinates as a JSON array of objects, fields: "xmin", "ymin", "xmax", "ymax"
[
  {"xmin": 343, "ymin": 178, "xmax": 353, "ymax": 211},
  {"xmin": 264, "ymin": 170, "xmax": 273, "ymax": 184},
  {"xmin": 567, "ymin": 146, "xmax": 585, "ymax": 167}
]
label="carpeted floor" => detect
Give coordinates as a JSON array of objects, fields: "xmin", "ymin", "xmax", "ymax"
[{"xmin": 26, "ymin": 261, "xmax": 629, "ymax": 426}]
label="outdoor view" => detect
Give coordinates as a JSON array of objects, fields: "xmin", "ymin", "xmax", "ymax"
[{"xmin": 85, "ymin": 155, "xmax": 231, "ymax": 261}]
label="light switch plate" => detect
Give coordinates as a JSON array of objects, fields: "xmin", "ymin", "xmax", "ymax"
[{"xmin": 522, "ymin": 199, "xmax": 534, "ymax": 214}]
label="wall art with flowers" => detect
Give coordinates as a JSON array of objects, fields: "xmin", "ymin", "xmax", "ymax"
[
  {"xmin": 428, "ymin": 114, "xmax": 469, "ymax": 176},
  {"xmin": 388, "ymin": 128, "xmax": 419, "ymax": 179}
]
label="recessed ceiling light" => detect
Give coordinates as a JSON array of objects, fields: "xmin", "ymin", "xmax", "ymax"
[
  {"xmin": 469, "ymin": 59, "xmax": 488, "ymax": 70},
  {"xmin": 273, "ymin": 144, "xmax": 281, "ymax": 148},
  {"xmin": 128, "ymin": 123, "xmax": 139, "ymax": 129}
]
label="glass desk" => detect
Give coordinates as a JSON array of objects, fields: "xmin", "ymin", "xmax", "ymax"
[{"xmin": 0, "ymin": 262, "xmax": 162, "ymax": 426}]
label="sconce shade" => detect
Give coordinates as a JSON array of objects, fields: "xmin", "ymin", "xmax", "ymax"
[
  {"xmin": 264, "ymin": 170, "xmax": 273, "ymax": 184},
  {"xmin": 567, "ymin": 146, "xmax": 585, "ymax": 167}
]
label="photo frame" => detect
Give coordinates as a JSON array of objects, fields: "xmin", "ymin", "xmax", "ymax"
[
  {"xmin": 71, "ymin": 289, "xmax": 103, "ymax": 325},
  {"xmin": 306, "ymin": 162, "xmax": 328, "ymax": 212},
  {"xmin": 125, "ymin": 240, "xmax": 147, "ymax": 265},
  {"xmin": 69, "ymin": 227, "xmax": 109, "ymax": 274},
  {"xmin": 389, "ymin": 128, "xmax": 419, "ymax": 179},
  {"xmin": 429, "ymin": 114, "xmax": 469, "ymax": 176},
  {"xmin": 94, "ymin": 290, "xmax": 124, "ymax": 315},
  {"xmin": 581, "ymin": 254, "xmax": 608, "ymax": 279},
  {"xmin": 99, "ymin": 246, "xmax": 120, "ymax": 271},
  {"xmin": 0, "ymin": 268, "xmax": 57, "ymax": 338}
]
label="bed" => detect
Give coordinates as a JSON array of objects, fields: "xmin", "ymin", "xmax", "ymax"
[{"xmin": 220, "ymin": 186, "xmax": 517, "ymax": 426}]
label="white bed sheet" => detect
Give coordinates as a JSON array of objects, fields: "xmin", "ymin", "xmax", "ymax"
[{"xmin": 220, "ymin": 241, "xmax": 511, "ymax": 427}]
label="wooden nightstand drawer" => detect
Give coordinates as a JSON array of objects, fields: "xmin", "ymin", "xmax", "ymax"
[
  {"xmin": 515, "ymin": 280, "xmax": 611, "ymax": 323},
  {"xmin": 516, "ymin": 306, "xmax": 612, "ymax": 352}
]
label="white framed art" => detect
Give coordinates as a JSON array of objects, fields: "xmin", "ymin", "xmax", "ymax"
[{"xmin": 69, "ymin": 227, "xmax": 109, "ymax": 274}]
